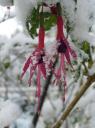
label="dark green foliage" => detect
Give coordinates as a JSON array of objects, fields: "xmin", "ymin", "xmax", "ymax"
[
  {"xmin": 26, "ymin": 6, "xmax": 57, "ymax": 38},
  {"xmin": 4, "ymin": 61, "xmax": 11, "ymax": 69},
  {"xmin": 26, "ymin": 7, "xmax": 39, "ymax": 38},
  {"xmin": 44, "ymin": 14, "xmax": 57, "ymax": 30},
  {"xmin": 81, "ymin": 41, "xmax": 93, "ymax": 68},
  {"xmin": 81, "ymin": 41, "xmax": 91, "ymax": 54}
]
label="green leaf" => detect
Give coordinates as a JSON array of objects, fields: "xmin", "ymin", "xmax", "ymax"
[
  {"xmin": 49, "ymin": 15, "xmax": 57, "ymax": 25},
  {"xmin": 43, "ymin": 12, "xmax": 51, "ymax": 18},
  {"xmin": 26, "ymin": 6, "xmax": 40, "ymax": 38},
  {"xmin": 44, "ymin": 20, "xmax": 51, "ymax": 30},
  {"xmin": 81, "ymin": 41, "xmax": 90, "ymax": 54},
  {"xmin": 81, "ymin": 41, "xmax": 93, "ymax": 68},
  {"xmin": 4, "ymin": 62, "xmax": 11, "ymax": 69},
  {"xmin": 44, "ymin": 15, "xmax": 56, "ymax": 30},
  {"xmin": 26, "ymin": 5, "xmax": 57, "ymax": 38}
]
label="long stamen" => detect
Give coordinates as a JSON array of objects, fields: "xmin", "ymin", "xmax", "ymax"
[{"xmin": 37, "ymin": 65, "xmax": 41, "ymax": 97}]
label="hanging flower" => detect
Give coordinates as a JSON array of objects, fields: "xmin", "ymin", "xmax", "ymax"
[
  {"xmin": 20, "ymin": 2, "xmax": 77, "ymax": 102},
  {"xmin": 21, "ymin": 26, "xmax": 46, "ymax": 98},
  {"xmin": 54, "ymin": 3, "xmax": 77, "ymax": 100}
]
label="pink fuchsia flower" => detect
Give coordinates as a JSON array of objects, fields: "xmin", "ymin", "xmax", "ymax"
[
  {"xmin": 21, "ymin": 26, "xmax": 46, "ymax": 98},
  {"xmin": 57, "ymin": 16, "xmax": 77, "ymax": 62},
  {"xmin": 54, "ymin": 15, "xmax": 77, "ymax": 100}
]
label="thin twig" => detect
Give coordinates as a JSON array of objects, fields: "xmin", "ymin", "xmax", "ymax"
[
  {"xmin": 52, "ymin": 73, "xmax": 95, "ymax": 128},
  {"xmin": 32, "ymin": 58, "xmax": 58, "ymax": 128}
]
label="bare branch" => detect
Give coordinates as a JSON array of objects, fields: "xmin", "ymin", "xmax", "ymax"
[
  {"xmin": 52, "ymin": 73, "xmax": 95, "ymax": 128},
  {"xmin": 32, "ymin": 57, "xmax": 58, "ymax": 128}
]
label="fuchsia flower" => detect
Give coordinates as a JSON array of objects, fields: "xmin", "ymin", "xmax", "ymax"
[
  {"xmin": 21, "ymin": 26, "xmax": 46, "ymax": 98},
  {"xmin": 21, "ymin": 2, "xmax": 77, "ymax": 102},
  {"xmin": 55, "ymin": 15, "xmax": 77, "ymax": 100}
]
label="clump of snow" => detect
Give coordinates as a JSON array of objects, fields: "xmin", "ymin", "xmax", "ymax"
[
  {"xmin": 0, "ymin": 18, "xmax": 22, "ymax": 38},
  {"xmin": 16, "ymin": 116, "xmax": 32, "ymax": 128},
  {"xmin": 63, "ymin": 0, "xmax": 95, "ymax": 42},
  {"xmin": 36, "ymin": 117, "xmax": 45, "ymax": 128},
  {"xmin": 0, "ymin": 0, "xmax": 13, "ymax": 6},
  {"xmin": 16, "ymin": 115, "xmax": 45, "ymax": 128},
  {"xmin": 10, "ymin": 6, "xmax": 16, "ymax": 17},
  {"xmin": 88, "ymin": 63, "xmax": 95, "ymax": 75},
  {"xmin": 42, "ymin": 99, "xmax": 55, "ymax": 123},
  {"xmin": 42, "ymin": 98, "xmax": 63, "ymax": 123},
  {"xmin": 0, "ymin": 5, "xmax": 15, "ymax": 23},
  {"xmin": 14, "ymin": 0, "xmax": 37, "ymax": 26},
  {"xmin": 0, "ymin": 5, "xmax": 5, "ymax": 21},
  {"xmin": 76, "ymin": 87, "xmax": 95, "ymax": 109},
  {"xmin": 0, "ymin": 100, "xmax": 22, "ymax": 127}
]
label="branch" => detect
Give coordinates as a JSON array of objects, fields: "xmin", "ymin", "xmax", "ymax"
[
  {"xmin": 32, "ymin": 58, "xmax": 58, "ymax": 128},
  {"xmin": 52, "ymin": 73, "xmax": 95, "ymax": 128}
]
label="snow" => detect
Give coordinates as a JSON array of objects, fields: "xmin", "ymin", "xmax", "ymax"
[
  {"xmin": 0, "ymin": 18, "xmax": 22, "ymax": 38},
  {"xmin": 42, "ymin": 99, "xmax": 56, "ymax": 123},
  {"xmin": 76, "ymin": 87, "xmax": 95, "ymax": 109},
  {"xmin": 0, "ymin": 0, "xmax": 13, "ymax": 6},
  {"xmin": 14, "ymin": 0, "xmax": 37, "ymax": 26},
  {"xmin": 63, "ymin": 0, "xmax": 95, "ymax": 42},
  {"xmin": 0, "ymin": 1, "xmax": 95, "ymax": 128},
  {"xmin": 88, "ymin": 63, "xmax": 95, "ymax": 75},
  {"xmin": 16, "ymin": 116, "xmax": 45, "ymax": 128},
  {"xmin": 0, "ymin": 6, "xmax": 5, "ymax": 21},
  {"xmin": 36, "ymin": 117, "xmax": 46, "ymax": 128},
  {"xmin": 0, "ymin": 100, "xmax": 22, "ymax": 127}
]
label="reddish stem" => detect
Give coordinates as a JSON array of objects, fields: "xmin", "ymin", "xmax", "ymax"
[{"xmin": 38, "ymin": 27, "xmax": 45, "ymax": 50}]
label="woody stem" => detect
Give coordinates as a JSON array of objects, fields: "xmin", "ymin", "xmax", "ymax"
[
  {"xmin": 52, "ymin": 73, "xmax": 95, "ymax": 128},
  {"xmin": 56, "ymin": 2, "xmax": 62, "ymax": 16},
  {"xmin": 32, "ymin": 57, "xmax": 58, "ymax": 128},
  {"xmin": 40, "ymin": 5, "xmax": 44, "ymax": 27}
]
